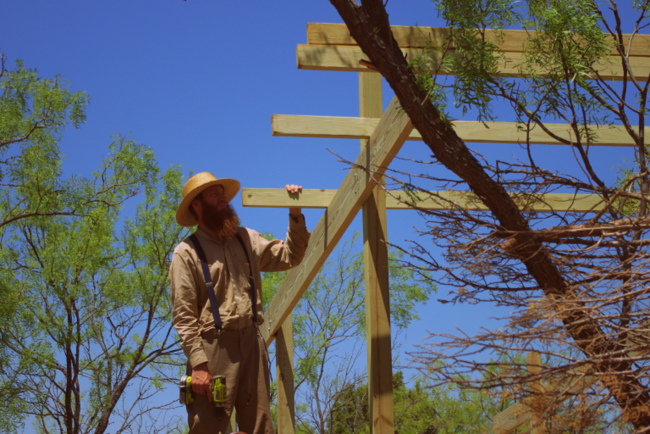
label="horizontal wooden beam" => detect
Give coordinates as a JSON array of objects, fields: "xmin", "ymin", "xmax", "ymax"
[
  {"xmin": 272, "ymin": 114, "xmax": 380, "ymax": 140},
  {"xmin": 259, "ymin": 97, "xmax": 413, "ymax": 344},
  {"xmin": 243, "ymin": 189, "xmax": 605, "ymax": 213},
  {"xmin": 296, "ymin": 44, "xmax": 650, "ymax": 80},
  {"xmin": 272, "ymin": 114, "xmax": 641, "ymax": 147},
  {"xmin": 307, "ymin": 23, "xmax": 650, "ymax": 58}
]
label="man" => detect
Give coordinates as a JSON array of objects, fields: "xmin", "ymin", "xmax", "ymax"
[{"xmin": 169, "ymin": 172, "xmax": 310, "ymax": 433}]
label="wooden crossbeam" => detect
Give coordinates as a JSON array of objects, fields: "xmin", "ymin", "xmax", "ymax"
[
  {"xmin": 296, "ymin": 44, "xmax": 650, "ymax": 79},
  {"xmin": 272, "ymin": 114, "xmax": 642, "ymax": 146},
  {"xmin": 243, "ymin": 189, "xmax": 605, "ymax": 213},
  {"xmin": 307, "ymin": 23, "xmax": 650, "ymax": 58},
  {"xmin": 259, "ymin": 96, "xmax": 413, "ymax": 344}
]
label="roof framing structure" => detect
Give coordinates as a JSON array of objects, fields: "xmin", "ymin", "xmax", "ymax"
[{"xmin": 242, "ymin": 22, "xmax": 647, "ymax": 433}]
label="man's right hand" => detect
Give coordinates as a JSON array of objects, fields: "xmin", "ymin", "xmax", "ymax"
[{"xmin": 191, "ymin": 363, "xmax": 213, "ymax": 401}]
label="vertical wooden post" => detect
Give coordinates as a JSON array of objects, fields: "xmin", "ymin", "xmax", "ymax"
[
  {"xmin": 360, "ymin": 71, "xmax": 395, "ymax": 433},
  {"xmin": 276, "ymin": 314, "xmax": 295, "ymax": 433},
  {"xmin": 528, "ymin": 352, "xmax": 546, "ymax": 434}
]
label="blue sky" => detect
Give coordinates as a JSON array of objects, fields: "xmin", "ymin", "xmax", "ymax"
[{"xmin": 1, "ymin": 0, "xmax": 641, "ymax": 429}]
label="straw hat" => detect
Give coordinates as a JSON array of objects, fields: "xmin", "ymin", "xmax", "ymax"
[{"xmin": 176, "ymin": 172, "xmax": 240, "ymax": 227}]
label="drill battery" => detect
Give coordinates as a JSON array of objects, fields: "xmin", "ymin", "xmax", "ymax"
[{"xmin": 179, "ymin": 374, "xmax": 227, "ymax": 407}]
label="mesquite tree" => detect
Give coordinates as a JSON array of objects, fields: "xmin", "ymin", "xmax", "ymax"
[
  {"xmin": 0, "ymin": 55, "xmax": 187, "ymax": 433},
  {"xmin": 329, "ymin": 0, "xmax": 650, "ymax": 429}
]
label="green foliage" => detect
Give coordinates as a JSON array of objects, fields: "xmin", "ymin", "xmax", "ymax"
[
  {"xmin": 430, "ymin": 0, "xmax": 520, "ymax": 123},
  {"xmin": 329, "ymin": 370, "xmax": 495, "ymax": 433},
  {"xmin": 0, "ymin": 57, "xmax": 87, "ymax": 151},
  {"xmin": 613, "ymin": 165, "xmax": 644, "ymax": 216},
  {"xmin": 0, "ymin": 55, "xmax": 187, "ymax": 433},
  {"xmin": 416, "ymin": 0, "xmax": 618, "ymax": 129},
  {"xmin": 633, "ymin": 0, "xmax": 650, "ymax": 13}
]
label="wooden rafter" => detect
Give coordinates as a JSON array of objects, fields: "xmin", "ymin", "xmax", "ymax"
[
  {"xmin": 243, "ymin": 189, "xmax": 606, "ymax": 213},
  {"xmin": 272, "ymin": 114, "xmax": 644, "ymax": 146},
  {"xmin": 297, "ymin": 44, "xmax": 650, "ymax": 78},
  {"xmin": 306, "ymin": 23, "xmax": 650, "ymax": 58}
]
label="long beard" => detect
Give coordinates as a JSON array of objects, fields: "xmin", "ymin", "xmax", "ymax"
[{"xmin": 201, "ymin": 200, "xmax": 240, "ymax": 244}]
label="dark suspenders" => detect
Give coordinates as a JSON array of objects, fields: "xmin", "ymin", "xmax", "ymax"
[
  {"xmin": 234, "ymin": 232, "xmax": 258, "ymax": 324},
  {"xmin": 188, "ymin": 231, "xmax": 257, "ymax": 330}
]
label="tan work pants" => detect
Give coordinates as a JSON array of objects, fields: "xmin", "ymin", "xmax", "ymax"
[{"xmin": 187, "ymin": 323, "xmax": 273, "ymax": 434}]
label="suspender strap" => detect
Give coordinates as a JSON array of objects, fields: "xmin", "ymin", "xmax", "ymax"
[
  {"xmin": 189, "ymin": 231, "xmax": 258, "ymax": 329},
  {"xmin": 235, "ymin": 232, "xmax": 258, "ymax": 324},
  {"xmin": 189, "ymin": 234, "xmax": 222, "ymax": 330}
]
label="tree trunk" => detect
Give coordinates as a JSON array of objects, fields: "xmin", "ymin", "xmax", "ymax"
[{"xmin": 328, "ymin": 0, "xmax": 650, "ymax": 428}]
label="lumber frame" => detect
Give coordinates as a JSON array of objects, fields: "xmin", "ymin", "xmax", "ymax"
[
  {"xmin": 248, "ymin": 21, "xmax": 650, "ymax": 433},
  {"xmin": 259, "ymin": 96, "xmax": 413, "ymax": 344}
]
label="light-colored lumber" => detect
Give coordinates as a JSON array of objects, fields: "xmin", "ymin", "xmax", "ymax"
[
  {"xmin": 276, "ymin": 314, "xmax": 295, "ymax": 434},
  {"xmin": 296, "ymin": 44, "xmax": 650, "ymax": 80},
  {"xmin": 297, "ymin": 44, "xmax": 431, "ymax": 72},
  {"xmin": 389, "ymin": 191, "xmax": 607, "ymax": 213},
  {"xmin": 259, "ymin": 96, "xmax": 413, "ymax": 344},
  {"xmin": 272, "ymin": 114, "xmax": 643, "ymax": 147},
  {"xmin": 359, "ymin": 71, "xmax": 395, "ymax": 433},
  {"xmin": 527, "ymin": 353, "xmax": 546, "ymax": 434},
  {"xmin": 364, "ymin": 184, "xmax": 395, "ymax": 434},
  {"xmin": 272, "ymin": 114, "xmax": 380, "ymax": 140},
  {"xmin": 242, "ymin": 189, "xmax": 606, "ymax": 213},
  {"xmin": 307, "ymin": 23, "xmax": 650, "ymax": 57}
]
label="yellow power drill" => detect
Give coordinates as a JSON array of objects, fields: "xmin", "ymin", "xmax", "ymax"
[{"xmin": 179, "ymin": 374, "xmax": 227, "ymax": 407}]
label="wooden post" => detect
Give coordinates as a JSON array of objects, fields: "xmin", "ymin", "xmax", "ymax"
[
  {"xmin": 276, "ymin": 314, "xmax": 295, "ymax": 433},
  {"xmin": 360, "ymin": 71, "xmax": 395, "ymax": 433},
  {"xmin": 528, "ymin": 352, "xmax": 546, "ymax": 434}
]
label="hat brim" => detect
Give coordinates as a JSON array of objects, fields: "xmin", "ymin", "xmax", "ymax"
[{"xmin": 176, "ymin": 178, "xmax": 240, "ymax": 227}]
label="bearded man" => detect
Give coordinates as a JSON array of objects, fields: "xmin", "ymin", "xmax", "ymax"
[{"xmin": 169, "ymin": 172, "xmax": 310, "ymax": 434}]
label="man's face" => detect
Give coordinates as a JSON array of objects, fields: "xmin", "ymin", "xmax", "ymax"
[
  {"xmin": 193, "ymin": 185, "xmax": 238, "ymax": 234},
  {"xmin": 200, "ymin": 185, "xmax": 229, "ymax": 212}
]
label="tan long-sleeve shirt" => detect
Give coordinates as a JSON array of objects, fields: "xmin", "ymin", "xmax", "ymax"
[{"xmin": 169, "ymin": 215, "xmax": 310, "ymax": 368}]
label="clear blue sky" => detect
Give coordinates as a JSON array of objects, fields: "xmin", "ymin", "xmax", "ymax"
[{"xmin": 1, "ymin": 0, "xmax": 639, "ymax": 428}]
